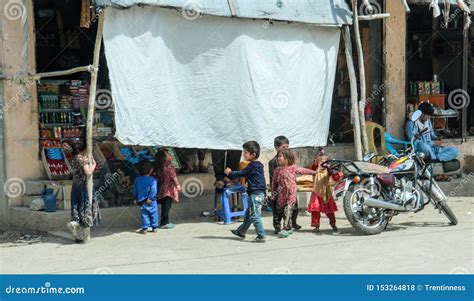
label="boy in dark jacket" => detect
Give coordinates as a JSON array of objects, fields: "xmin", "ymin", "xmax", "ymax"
[
  {"xmin": 225, "ymin": 141, "xmax": 266, "ymax": 242},
  {"xmin": 133, "ymin": 161, "xmax": 158, "ymax": 234}
]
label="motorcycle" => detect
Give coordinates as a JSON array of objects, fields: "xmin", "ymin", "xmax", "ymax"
[{"xmin": 322, "ymin": 112, "xmax": 458, "ymax": 235}]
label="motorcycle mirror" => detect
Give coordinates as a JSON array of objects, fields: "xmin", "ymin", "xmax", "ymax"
[
  {"xmin": 363, "ymin": 152, "xmax": 375, "ymax": 162},
  {"xmin": 411, "ymin": 110, "xmax": 422, "ymax": 122}
]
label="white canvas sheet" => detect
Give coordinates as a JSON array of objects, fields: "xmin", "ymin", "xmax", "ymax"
[{"xmin": 103, "ymin": 6, "xmax": 341, "ymax": 149}]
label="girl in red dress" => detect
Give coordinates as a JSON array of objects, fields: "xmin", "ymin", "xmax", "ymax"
[
  {"xmin": 307, "ymin": 148, "xmax": 343, "ymax": 234},
  {"xmin": 272, "ymin": 149, "xmax": 317, "ymax": 238}
]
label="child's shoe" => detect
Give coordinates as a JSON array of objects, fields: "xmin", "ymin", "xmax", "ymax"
[
  {"xmin": 160, "ymin": 223, "xmax": 175, "ymax": 229},
  {"xmin": 138, "ymin": 229, "xmax": 147, "ymax": 235},
  {"xmin": 150, "ymin": 228, "xmax": 158, "ymax": 233},
  {"xmin": 278, "ymin": 231, "xmax": 290, "ymax": 238},
  {"xmin": 273, "ymin": 228, "xmax": 281, "ymax": 235},
  {"xmin": 331, "ymin": 225, "xmax": 339, "ymax": 233},
  {"xmin": 287, "ymin": 230, "xmax": 293, "ymax": 235},
  {"xmin": 231, "ymin": 229, "xmax": 245, "ymax": 239},
  {"xmin": 313, "ymin": 227, "xmax": 321, "ymax": 234},
  {"xmin": 292, "ymin": 224, "xmax": 302, "ymax": 230},
  {"xmin": 253, "ymin": 236, "xmax": 266, "ymax": 243}
]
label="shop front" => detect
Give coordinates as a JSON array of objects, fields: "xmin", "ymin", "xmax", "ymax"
[
  {"xmin": 1, "ymin": 0, "xmax": 356, "ymax": 231},
  {"xmin": 406, "ymin": 0, "xmax": 473, "ymax": 139}
]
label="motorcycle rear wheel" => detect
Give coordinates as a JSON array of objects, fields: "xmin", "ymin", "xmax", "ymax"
[{"xmin": 343, "ymin": 187, "xmax": 388, "ymax": 235}]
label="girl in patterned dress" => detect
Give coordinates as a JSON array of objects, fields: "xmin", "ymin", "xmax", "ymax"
[
  {"xmin": 154, "ymin": 149, "xmax": 181, "ymax": 229},
  {"xmin": 272, "ymin": 149, "xmax": 316, "ymax": 238},
  {"xmin": 67, "ymin": 141, "xmax": 101, "ymax": 244}
]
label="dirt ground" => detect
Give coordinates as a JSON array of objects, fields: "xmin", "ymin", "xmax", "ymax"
[{"xmin": 0, "ymin": 197, "xmax": 472, "ymax": 274}]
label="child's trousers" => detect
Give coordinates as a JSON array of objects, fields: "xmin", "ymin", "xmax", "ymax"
[
  {"xmin": 159, "ymin": 196, "xmax": 173, "ymax": 226},
  {"xmin": 237, "ymin": 193, "xmax": 266, "ymax": 238},
  {"xmin": 311, "ymin": 212, "xmax": 336, "ymax": 228},
  {"xmin": 141, "ymin": 201, "xmax": 159, "ymax": 229},
  {"xmin": 274, "ymin": 203, "xmax": 295, "ymax": 231}
]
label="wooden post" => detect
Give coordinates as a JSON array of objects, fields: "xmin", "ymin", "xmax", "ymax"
[
  {"xmin": 343, "ymin": 26, "xmax": 363, "ymax": 160},
  {"xmin": 461, "ymin": 16, "xmax": 469, "ymax": 140},
  {"xmin": 86, "ymin": 11, "xmax": 105, "ymax": 204},
  {"xmin": 352, "ymin": 0, "xmax": 369, "ymax": 155}
]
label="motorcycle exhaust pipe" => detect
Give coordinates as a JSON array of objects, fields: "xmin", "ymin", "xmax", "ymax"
[{"xmin": 362, "ymin": 197, "xmax": 408, "ymax": 212}]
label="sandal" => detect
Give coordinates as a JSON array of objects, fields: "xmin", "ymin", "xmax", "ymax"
[{"xmin": 435, "ymin": 174, "xmax": 451, "ymax": 182}]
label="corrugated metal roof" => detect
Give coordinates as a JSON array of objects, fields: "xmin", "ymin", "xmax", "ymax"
[{"xmin": 92, "ymin": 0, "xmax": 353, "ymax": 26}]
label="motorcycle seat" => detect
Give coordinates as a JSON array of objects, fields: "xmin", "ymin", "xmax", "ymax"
[{"xmin": 346, "ymin": 161, "xmax": 390, "ymax": 175}]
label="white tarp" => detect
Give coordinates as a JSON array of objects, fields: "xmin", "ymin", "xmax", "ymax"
[{"xmin": 103, "ymin": 6, "xmax": 341, "ymax": 149}]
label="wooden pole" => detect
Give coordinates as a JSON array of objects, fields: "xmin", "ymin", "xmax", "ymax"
[
  {"xmin": 358, "ymin": 13, "xmax": 390, "ymax": 21},
  {"xmin": 34, "ymin": 66, "xmax": 93, "ymax": 80},
  {"xmin": 343, "ymin": 26, "xmax": 363, "ymax": 160},
  {"xmin": 86, "ymin": 10, "xmax": 105, "ymax": 205},
  {"xmin": 352, "ymin": 0, "xmax": 369, "ymax": 155}
]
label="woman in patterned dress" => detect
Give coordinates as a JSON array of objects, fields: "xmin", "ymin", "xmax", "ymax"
[{"xmin": 67, "ymin": 141, "xmax": 101, "ymax": 243}]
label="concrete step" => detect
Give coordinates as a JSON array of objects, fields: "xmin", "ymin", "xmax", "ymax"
[
  {"xmin": 10, "ymin": 189, "xmax": 217, "ymax": 232},
  {"xmin": 437, "ymin": 173, "xmax": 474, "ymax": 197}
]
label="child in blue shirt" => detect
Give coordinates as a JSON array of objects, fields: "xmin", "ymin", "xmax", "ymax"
[
  {"xmin": 133, "ymin": 160, "xmax": 158, "ymax": 234},
  {"xmin": 225, "ymin": 141, "xmax": 266, "ymax": 242}
]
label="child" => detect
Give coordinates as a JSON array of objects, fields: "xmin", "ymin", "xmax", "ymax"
[
  {"xmin": 225, "ymin": 141, "xmax": 267, "ymax": 242},
  {"xmin": 133, "ymin": 160, "xmax": 158, "ymax": 234},
  {"xmin": 268, "ymin": 136, "xmax": 301, "ymax": 232},
  {"xmin": 154, "ymin": 149, "xmax": 181, "ymax": 229},
  {"xmin": 307, "ymin": 148, "xmax": 342, "ymax": 234},
  {"xmin": 272, "ymin": 148, "xmax": 316, "ymax": 238}
]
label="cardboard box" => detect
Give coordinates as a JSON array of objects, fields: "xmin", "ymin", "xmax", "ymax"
[{"xmin": 42, "ymin": 148, "xmax": 73, "ymax": 180}]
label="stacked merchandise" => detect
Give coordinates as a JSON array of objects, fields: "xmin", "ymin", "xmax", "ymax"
[
  {"xmin": 69, "ymin": 80, "xmax": 89, "ymax": 109},
  {"xmin": 38, "ymin": 84, "xmax": 60, "ymax": 109},
  {"xmin": 59, "ymin": 84, "xmax": 73, "ymax": 109},
  {"xmin": 296, "ymin": 175, "xmax": 314, "ymax": 192},
  {"xmin": 408, "ymin": 75, "xmax": 445, "ymax": 96}
]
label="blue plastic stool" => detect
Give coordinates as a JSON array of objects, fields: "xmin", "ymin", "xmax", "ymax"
[{"xmin": 213, "ymin": 184, "xmax": 248, "ymax": 225}]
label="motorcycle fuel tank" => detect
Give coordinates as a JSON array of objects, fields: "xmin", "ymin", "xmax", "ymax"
[{"xmin": 388, "ymin": 159, "xmax": 415, "ymax": 173}]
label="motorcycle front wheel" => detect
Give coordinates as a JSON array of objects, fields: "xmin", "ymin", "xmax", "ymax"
[
  {"xmin": 435, "ymin": 199, "xmax": 458, "ymax": 225},
  {"xmin": 423, "ymin": 179, "xmax": 458, "ymax": 225},
  {"xmin": 343, "ymin": 187, "xmax": 388, "ymax": 235}
]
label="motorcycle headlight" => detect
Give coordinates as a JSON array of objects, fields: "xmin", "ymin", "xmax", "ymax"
[{"xmin": 417, "ymin": 152, "xmax": 425, "ymax": 160}]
